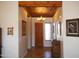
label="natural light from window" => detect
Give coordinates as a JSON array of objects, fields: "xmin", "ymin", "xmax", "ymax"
[{"xmin": 45, "ymin": 23, "xmax": 51, "ymax": 40}]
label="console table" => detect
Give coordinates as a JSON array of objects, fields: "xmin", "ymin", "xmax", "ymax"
[{"xmin": 51, "ymin": 40, "xmax": 61, "ymax": 58}]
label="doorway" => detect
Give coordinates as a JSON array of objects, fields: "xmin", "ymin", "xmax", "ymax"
[
  {"xmin": 35, "ymin": 22, "xmax": 52, "ymax": 48},
  {"xmin": 35, "ymin": 22, "xmax": 43, "ymax": 48},
  {"xmin": 44, "ymin": 22, "xmax": 52, "ymax": 47}
]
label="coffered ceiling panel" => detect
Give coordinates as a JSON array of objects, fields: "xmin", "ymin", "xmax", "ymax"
[
  {"xmin": 19, "ymin": 1, "xmax": 62, "ymax": 17},
  {"xmin": 25, "ymin": 6, "xmax": 57, "ymax": 17}
]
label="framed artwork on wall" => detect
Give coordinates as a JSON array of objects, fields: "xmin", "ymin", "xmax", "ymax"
[
  {"xmin": 7, "ymin": 27, "xmax": 13, "ymax": 35},
  {"xmin": 66, "ymin": 18, "xmax": 79, "ymax": 36},
  {"xmin": 22, "ymin": 20, "xmax": 26, "ymax": 36}
]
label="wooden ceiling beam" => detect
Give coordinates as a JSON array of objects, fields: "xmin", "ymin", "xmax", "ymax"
[
  {"xmin": 19, "ymin": 1, "xmax": 62, "ymax": 17},
  {"xmin": 19, "ymin": 1, "xmax": 62, "ymax": 7}
]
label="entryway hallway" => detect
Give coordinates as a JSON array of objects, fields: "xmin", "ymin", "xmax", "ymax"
[
  {"xmin": 0, "ymin": 1, "xmax": 79, "ymax": 58},
  {"xmin": 19, "ymin": 1, "xmax": 62, "ymax": 58}
]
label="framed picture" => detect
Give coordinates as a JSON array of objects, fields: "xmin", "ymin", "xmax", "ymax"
[
  {"xmin": 66, "ymin": 18, "xmax": 79, "ymax": 36},
  {"xmin": 7, "ymin": 27, "xmax": 13, "ymax": 35},
  {"xmin": 22, "ymin": 20, "xmax": 26, "ymax": 36}
]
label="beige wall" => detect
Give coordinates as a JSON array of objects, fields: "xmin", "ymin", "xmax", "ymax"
[
  {"xmin": 19, "ymin": 7, "xmax": 28, "ymax": 57},
  {"xmin": 0, "ymin": 2, "xmax": 19, "ymax": 58},
  {"xmin": 63, "ymin": 1, "xmax": 79, "ymax": 58},
  {"xmin": 19, "ymin": 7, "xmax": 32, "ymax": 57}
]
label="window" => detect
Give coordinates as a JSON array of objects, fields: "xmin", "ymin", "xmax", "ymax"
[{"xmin": 44, "ymin": 23, "xmax": 51, "ymax": 40}]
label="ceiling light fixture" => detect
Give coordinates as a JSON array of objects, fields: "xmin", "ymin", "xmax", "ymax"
[{"xmin": 37, "ymin": 16, "xmax": 46, "ymax": 21}]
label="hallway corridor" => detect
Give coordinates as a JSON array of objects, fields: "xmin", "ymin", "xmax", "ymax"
[{"xmin": 24, "ymin": 47, "xmax": 52, "ymax": 58}]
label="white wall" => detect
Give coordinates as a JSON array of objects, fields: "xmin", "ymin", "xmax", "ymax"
[
  {"xmin": 27, "ymin": 17, "xmax": 32, "ymax": 49},
  {"xmin": 62, "ymin": 1, "xmax": 79, "ymax": 58},
  {"xmin": 19, "ymin": 7, "xmax": 28, "ymax": 57},
  {"xmin": 19, "ymin": 7, "xmax": 32, "ymax": 57},
  {"xmin": 0, "ymin": 2, "xmax": 19, "ymax": 58},
  {"xmin": 32, "ymin": 17, "xmax": 53, "ymax": 47}
]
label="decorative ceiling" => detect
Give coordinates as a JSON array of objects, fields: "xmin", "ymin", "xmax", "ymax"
[{"xmin": 19, "ymin": 1, "xmax": 62, "ymax": 17}]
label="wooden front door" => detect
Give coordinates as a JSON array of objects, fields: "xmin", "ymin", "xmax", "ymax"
[{"xmin": 35, "ymin": 22, "xmax": 43, "ymax": 48}]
